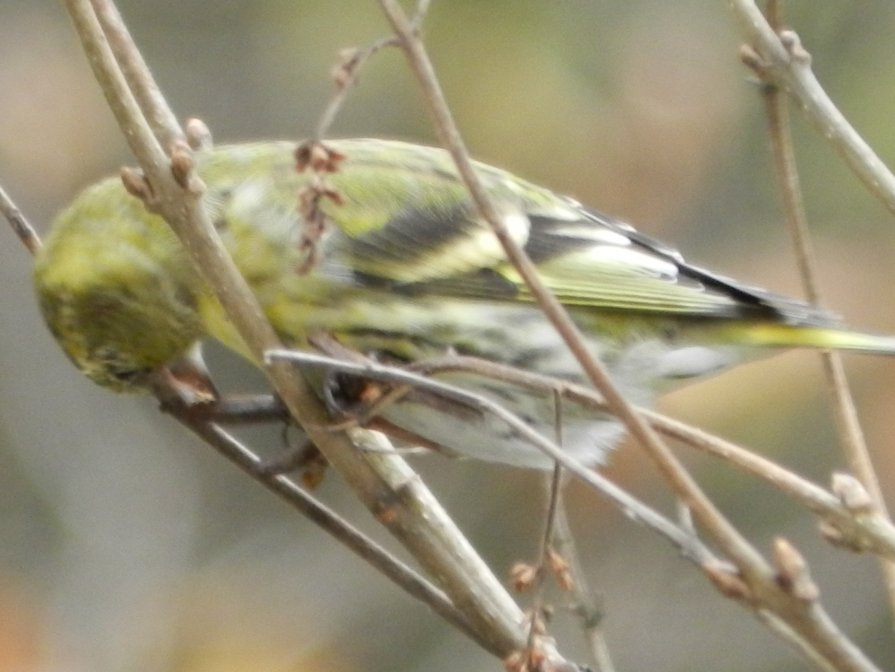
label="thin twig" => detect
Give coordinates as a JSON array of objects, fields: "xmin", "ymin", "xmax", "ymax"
[
  {"xmin": 522, "ymin": 461, "xmax": 565, "ymax": 659},
  {"xmin": 192, "ymin": 364, "xmax": 895, "ymax": 561},
  {"xmin": 419, "ymin": 354, "xmax": 895, "ymax": 560},
  {"xmin": 331, "ymin": 8, "xmax": 868, "ymax": 662},
  {"xmin": 551, "ymin": 500, "xmax": 615, "ymax": 672},
  {"xmin": 315, "ymin": 37, "xmax": 397, "ymax": 139},
  {"xmin": 0, "ymin": 184, "xmax": 42, "ymax": 254},
  {"xmin": 268, "ymin": 349, "xmax": 895, "ymax": 562},
  {"xmin": 155, "ymin": 385, "xmax": 487, "ymax": 648},
  {"xmin": 90, "ymin": 0, "xmax": 185, "ymax": 150},
  {"xmin": 265, "ymin": 349, "xmax": 719, "ymax": 567},
  {"xmin": 757, "ymin": 0, "xmax": 895, "ymax": 618},
  {"xmin": 272, "ymin": 347, "xmax": 884, "ymax": 669},
  {"xmin": 652, "ymin": 412, "xmax": 895, "ymax": 560},
  {"xmin": 731, "ymin": 0, "xmax": 895, "ymax": 216}
]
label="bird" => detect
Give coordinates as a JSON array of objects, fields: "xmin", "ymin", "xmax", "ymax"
[{"xmin": 32, "ymin": 139, "xmax": 895, "ymax": 469}]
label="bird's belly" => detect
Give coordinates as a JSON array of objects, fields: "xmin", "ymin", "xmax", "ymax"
[
  {"xmin": 268, "ymin": 296, "xmax": 744, "ymax": 469},
  {"xmin": 374, "ymin": 370, "xmax": 630, "ymax": 469}
]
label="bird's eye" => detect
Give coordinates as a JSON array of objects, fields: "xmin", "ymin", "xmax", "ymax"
[
  {"xmin": 108, "ymin": 366, "xmax": 152, "ymax": 385},
  {"xmin": 91, "ymin": 346, "xmax": 151, "ymax": 385}
]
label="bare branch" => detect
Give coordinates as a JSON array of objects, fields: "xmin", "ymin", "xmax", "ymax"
[
  {"xmin": 0, "ymin": 184, "xmax": 42, "ymax": 254},
  {"xmin": 731, "ymin": 0, "xmax": 895, "ymax": 216},
  {"xmin": 315, "ymin": 38, "xmax": 397, "ymax": 139},
  {"xmin": 374, "ymin": 6, "xmax": 888, "ymax": 662},
  {"xmin": 756, "ymin": 1, "xmax": 895, "ymax": 616},
  {"xmin": 552, "ymin": 498, "xmax": 616, "ymax": 672},
  {"xmin": 154, "ymin": 381, "xmax": 488, "ymax": 649},
  {"xmin": 266, "ymin": 348, "xmax": 719, "ymax": 566},
  {"xmin": 268, "ymin": 349, "xmax": 895, "ymax": 563},
  {"xmin": 90, "ymin": 0, "xmax": 185, "ymax": 149}
]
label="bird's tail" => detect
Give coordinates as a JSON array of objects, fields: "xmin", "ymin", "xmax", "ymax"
[{"xmin": 731, "ymin": 322, "xmax": 895, "ymax": 356}]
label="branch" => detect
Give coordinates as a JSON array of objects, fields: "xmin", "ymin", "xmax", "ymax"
[
  {"xmin": 1, "ymin": 168, "xmax": 504, "ymax": 655},
  {"xmin": 91, "ymin": 0, "xmax": 184, "ymax": 149},
  {"xmin": 0, "ymin": 184, "xmax": 42, "ymax": 254},
  {"xmin": 269, "ymin": 349, "xmax": 895, "ymax": 563},
  {"xmin": 731, "ymin": 0, "xmax": 895, "ymax": 216},
  {"xmin": 154, "ymin": 381, "xmax": 486, "ymax": 649},
  {"xmin": 755, "ymin": 0, "xmax": 895, "ymax": 617},
  {"xmin": 314, "ymin": 37, "xmax": 398, "ymax": 139},
  {"xmin": 266, "ymin": 349, "xmax": 720, "ymax": 567}
]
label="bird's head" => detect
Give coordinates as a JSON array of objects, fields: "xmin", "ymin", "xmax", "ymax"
[{"xmin": 33, "ymin": 179, "xmax": 204, "ymax": 392}]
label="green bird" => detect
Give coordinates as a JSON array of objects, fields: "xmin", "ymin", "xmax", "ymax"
[{"xmin": 33, "ymin": 140, "xmax": 895, "ymax": 468}]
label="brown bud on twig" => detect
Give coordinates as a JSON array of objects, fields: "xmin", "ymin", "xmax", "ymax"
[
  {"xmin": 773, "ymin": 537, "xmax": 819, "ymax": 602},
  {"xmin": 546, "ymin": 548, "xmax": 574, "ymax": 591},
  {"xmin": 739, "ymin": 43, "xmax": 766, "ymax": 73},
  {"xmin": 831, "ymin": 472, "xmax": 875, "ymax": 514},
  {"xmin": 185, "ymin": 117, "xmax": 213, "ymax": 151},
  {"xmin": 503, "ymin": 650, "xmax": 527, "ymax": 672},
  {"xmin": 120, "ymin": 166, "xmax": 154, "ymax": 203},
  {"xmin": 818, "ymin": 519, "xmax": 874, "ymax": 554},
  {"xmin": 510, "ymin": 562, "xmax": 538, "ymax": 593},
  {"xmin": 778, "ymin": 29, "xmax": 811, "ymax": 65},
  {"xmin": 295, "ymin": 139, "xmax": 347, "ymax": 174},
  {"xmin": 703, "ymin": 560, "xmax": 751, "ymax": 601},
  {"xmin": 332, "ymin": 48, "xmax": 363, "ymax": 89},
  {"xmin": 526, "ymin": 644, "xmax": 547, "ymax": 672},
  {"xmin": 169, "ymin": 141, "xmax": 205, "ymax": 194},
  {"xmin": 169, "ymin": 141, "xmax": 193, "ymax": 187}
]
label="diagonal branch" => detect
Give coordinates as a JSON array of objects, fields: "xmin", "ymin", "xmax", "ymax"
[
  {"xmin": 157, "ymin": 391, "xmax": 488, "ymax": 649},
  {"xmin": 0, "ymin": 185, "xmax": 42, "ymax": 253},
  {"xmin": 731, "ymin": 0, "xmax": 895, "ymax": 216},
  {"xmin": 266, "ymin": 349, "xmax": 721, "ymax": 567},
  {"xmin": 755, "ymin": 0, "xmax": 895, "ymax": 618}
]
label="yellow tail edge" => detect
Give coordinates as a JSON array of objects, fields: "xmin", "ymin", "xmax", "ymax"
[{"xmin": 738, "ymin": 323, "xmax": 895, "ymax": 356}]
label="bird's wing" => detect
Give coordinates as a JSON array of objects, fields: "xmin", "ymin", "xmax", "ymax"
[
  {"xmin": 513, "ymin": 207, "xmax": 837, "ymax": 324},
  {"xmin": 322, "ymin": 146, "xmax": 835, "ymax": 325},
  {"xmin": 201, "ymin": 139, "xmax": 834, "ymax": 326}
]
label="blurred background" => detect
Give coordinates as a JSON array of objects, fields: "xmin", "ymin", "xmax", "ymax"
[{"xmin": 2, "ymin": 1, "xmax": 895, "ymax": 670}]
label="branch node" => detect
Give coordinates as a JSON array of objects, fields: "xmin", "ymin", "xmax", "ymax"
[
  {"xmin": 773, "ymin": 537, "xmax": 820, "ymax": 602},
  {"xmin": 778, "ymin": 29, "xmax": 811, "ymax": 65},
  {"xmin": 546, "ymin": 548, "xmax": 574, "ymax": 591},
  {"xmin": 185, "ymin": 117, "xmax": 214, "ymax": 151},
  {"xmin": 738, "ymin": 43, "xmax": 766, "ymax": 73},
  {"xmin": 831, "ymin": 471, "xmax": 875, "ymax": 514},
  {"xmin": 818, "ymin": 520, "xmax": 868, "ymax": 554},
  {"xmin": 504, "ymin": 641, "xmax": 550, "ymax": 672},
  {"xmin": 120, "ymin": 166, "xmax": 159, "ymax": 209},
  {"xmin": 169, "ymin": 140, "xmax": 204, "ymax": 194},
  {"xmin": 510, "ymin": 562, "xmax": 539, "ymax": 593},
  {"xmin": 332, "ymin": 47, "xmax": 365, "ymax": 89},
  {"xmin": 703, "ymin": 560, "xmax": 752, "ymax": 601}
]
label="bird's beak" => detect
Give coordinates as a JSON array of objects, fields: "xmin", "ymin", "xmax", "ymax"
[{"xmin": 149, "ymin": 342, "xmax": 219, "ymax": 407}]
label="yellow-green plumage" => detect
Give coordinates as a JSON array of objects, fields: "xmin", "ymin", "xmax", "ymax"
[{"xmin": 33, "ymin": 140, "xmax": 895, "ymax": 468}]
